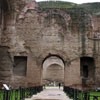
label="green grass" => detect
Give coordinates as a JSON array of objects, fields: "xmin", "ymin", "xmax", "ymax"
[
  {"xmin": 0, "ymin": 88, "xmax": 37, "ymax": 100},
  {"xmin": 78, "ymin": 91, "xmax": 100, "ymax": 100},
  {"xmin": 78, "ymin": 91, "xmax": 84, "ymax": 100},
  {"xmin": 90, "ymin": 91, "xmax": 100, "ymax": 96},
  {"xmin": 0, "ymin": 90, "xmax": 21, "ymax": 100},
  {"xmin": 89, "ymin": 91, "xmax": 100, "ymax": 100},
  {"xmin": 0, "ymin": 90, "xmax": 4, "ymax": 100}
]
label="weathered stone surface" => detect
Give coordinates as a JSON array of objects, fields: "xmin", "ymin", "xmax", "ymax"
[
  {"xmin": 0, "ymin": 0, "xmax": 100, "ymax": 89},
  {"xmin": 0, "ymin": 46, "xmax": 12, "ymax": 84}
]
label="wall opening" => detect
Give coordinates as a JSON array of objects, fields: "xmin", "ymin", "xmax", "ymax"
[
  {"xmin": 82, "ymin": 65, "xmax": 88, "ymax": 78},
  {"xmin": 42, "ymin": 55, "xmax": 64, "ymax": 86},
  {"xmin": 80, "ymin": 57, "xmax": 95, "ymax": 85},
  {"xmin": 13, "ymin": 56, "xmax": 27, "ymax": 76}
]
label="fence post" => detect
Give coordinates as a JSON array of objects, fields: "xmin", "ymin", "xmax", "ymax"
[
  {"xmin": 74, "ymin": 89, "xmax": 77, "ymax": 100},
  {"xmin": 20, "ymin": 87, "xmax": 23, "ymax": 100},
  {"xmin": 84, "ymin": 92, "xmax": 88, "ymax": 100},
  {"xmin": 4, "ymin": 90, "xmax": 9, "ymax": 100},
  {"xmin": 93, "ymin": 96, "xmax": 98, "ymax": 100},
  {"xmin": 88, "ymin": 94, "xmax": 90, "ymax": 100}
]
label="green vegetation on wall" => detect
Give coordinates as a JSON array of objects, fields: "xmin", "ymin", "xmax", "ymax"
[
  {"xmin": 38, "ymin": 1, "xmax": 77, "ymax": 9},
  {"xmin": 78, "ymin": 2, "xmax": 100, "ymax": 15},
  {"xmin": 38, "ymin": 1, "xmax": 100, "ymax": 15}
]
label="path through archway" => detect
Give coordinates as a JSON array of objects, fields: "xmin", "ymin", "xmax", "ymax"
[{"xmin": 42, "ymin": 56, "xmax": 64, "ymax": 87}]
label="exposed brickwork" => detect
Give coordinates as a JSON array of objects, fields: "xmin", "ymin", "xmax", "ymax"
[
  {"xmin": 0, "ymin": 46, "xmax": 13, "ymax": 84},
  {"xmin": 0, "ymin": 0, "xmax": 100, "ymax": 90}
]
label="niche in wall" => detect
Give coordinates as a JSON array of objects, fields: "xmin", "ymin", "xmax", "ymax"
[
  {"xmin": 80, "ymin": 57, "xmax": 95, "ymax": 79},
  {"xmin": 13, "ymin": 56, "xmax": 27, "ymax": 76}
]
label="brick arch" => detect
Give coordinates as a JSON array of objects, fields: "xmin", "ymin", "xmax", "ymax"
[
  {"xmin": 43, "ymin": 55, "xmax": 65, "ymax": 69},
  {"xmin": 44, "ymin": 9, "xmax": 70, "ymax": 35},
  {"xmin": 42, "ymin": 55, "xmax": 65, "ymax": 83},
  {"xmin": 44, "ymin": 9, "xmax": 70, "ymax": 22},
  {"xmin": 44, "ymin": 13, "xmax": 68, "ymax": 33},
  {"xmin": 45, "ymin": 13, "xmax": 66, "ymax": 24},
  {"xmin": 39, "ymin": 50, "xmax": 70, "ymax": 65},
  {"xmin": 42, "ymin": 54, "xmax": 65, "ymax": 67}
]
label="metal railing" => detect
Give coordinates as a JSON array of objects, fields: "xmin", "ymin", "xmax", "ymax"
[
  {"xmin": 64, "ymin": 86, "xmax": 100, "ymax": 100},
  {"xmin": 88, "ymin": 94, "xmax": 100, "ymax": 100},
  {"xmin": 0, "ymin": 86, "xmax": 43, "ymax": 100}
]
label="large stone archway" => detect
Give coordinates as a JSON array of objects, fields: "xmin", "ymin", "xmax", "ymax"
[{"xmin": 42, "ymin": 56, "xmax": 64, "ymax": 85}]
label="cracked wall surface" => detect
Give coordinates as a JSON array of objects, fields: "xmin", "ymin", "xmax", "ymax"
[{"xmin": 0, "ymin": 0, "xmax": 100, "ymax": 89}]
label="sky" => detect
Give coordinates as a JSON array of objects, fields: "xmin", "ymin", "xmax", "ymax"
[{"xmin": 36, "ymin": 0, "xmax": 100, "ymax": 4}]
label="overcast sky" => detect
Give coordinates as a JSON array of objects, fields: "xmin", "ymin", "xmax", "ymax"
[{"xmin": 36, "ymin": 0, "xmax": 100, "ymax": 4}]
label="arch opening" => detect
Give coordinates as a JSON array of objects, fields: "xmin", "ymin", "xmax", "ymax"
[
  {"xmin": 44, "ymin": 13, "xmax": 67, "ymax": 31},
  {"xmin": 42, "ymin": 56, "xmax": 65, "ymax": 87}
]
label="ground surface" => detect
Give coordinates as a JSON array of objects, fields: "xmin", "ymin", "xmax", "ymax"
[{"xmin": 25, "ymin": 86, "xmax": 72, "ymax": 100}]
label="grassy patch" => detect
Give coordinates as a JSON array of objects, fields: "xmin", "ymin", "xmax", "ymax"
[
  {"xmin": 0, "ymin": 88, "xmax": 38, "ymax": 100},
  {"xmin": 78, "ymin": 91, "xmax": 100, "ymax": 100}
]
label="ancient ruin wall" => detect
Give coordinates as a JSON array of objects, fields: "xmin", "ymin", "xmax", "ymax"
[{"xmin": 0, "ymin": 0, "xmax": 100, "ymax": 88}]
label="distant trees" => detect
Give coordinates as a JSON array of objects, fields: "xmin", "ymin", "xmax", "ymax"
[{"xmin": 38, "ymin": 1, "xmax": 100, "ymax": 15}]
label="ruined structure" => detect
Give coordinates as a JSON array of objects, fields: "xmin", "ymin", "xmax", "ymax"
[{"xmin": 0, "ymin": 0, "xmax": 100, "ymax": 90}]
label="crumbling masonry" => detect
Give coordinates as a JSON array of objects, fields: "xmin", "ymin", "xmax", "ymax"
[{"xmin": 0, "ymin": 0, "xmax": 100, "ymax": 90}]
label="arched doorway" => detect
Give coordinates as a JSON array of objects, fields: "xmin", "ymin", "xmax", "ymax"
[{"xmin": 42, "ymin": 56, "xmax": 64, "ymax": 87}]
